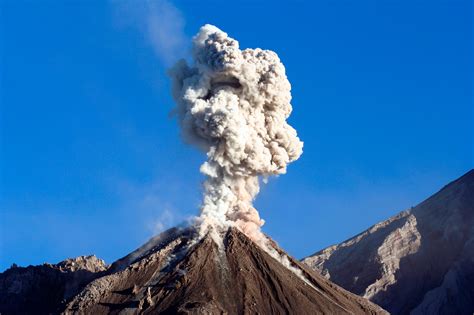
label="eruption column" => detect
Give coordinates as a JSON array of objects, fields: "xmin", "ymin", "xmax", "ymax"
[{"xmin": 169, "ymin": 25, "xmax": 303, "ymax": 242}]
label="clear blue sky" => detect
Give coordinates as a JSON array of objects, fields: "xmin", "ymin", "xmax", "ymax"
[{"xmin": 0, "ymin": 0, "xmax": 472, "ymax": 271}]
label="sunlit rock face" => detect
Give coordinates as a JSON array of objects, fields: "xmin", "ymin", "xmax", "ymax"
[{"xmin": 303, "ymin": 170, "xmax": 474, "ymax": 315}]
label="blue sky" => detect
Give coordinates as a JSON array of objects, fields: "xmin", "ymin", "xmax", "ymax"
[{"xmin": 0, "ymin": 0, "xmax": 472, "ymax": 271}]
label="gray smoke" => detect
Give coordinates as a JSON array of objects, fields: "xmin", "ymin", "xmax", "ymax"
[{"xmin": 169, "ymin": 25, "xmax": 303, "ymax": 242}]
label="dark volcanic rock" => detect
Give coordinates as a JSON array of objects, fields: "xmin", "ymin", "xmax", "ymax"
[
  {"xmin": 303, "ymin": 169, "xmax": 474, "ymax": 315},
  {"xmin": 0, "ymin": 255, "xmax": 107, "ymax": 315},
  {"xmin": 64, "ymin": 228, "xmax": 386, "ymax": 314}
]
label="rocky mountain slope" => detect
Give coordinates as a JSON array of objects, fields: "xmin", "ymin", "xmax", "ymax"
[
  {"xmin": 64, "ymin": 227, "xmax": 386, "ymax": 314},
  {"xmin": 303, "ymin": 169, "xmax": 474, "ymax": 315},
  {"xmin": 0, "ymin": 255, "xmax": 107, "ymax": 314},
  {"xmin": 1, "ymin": 227, "xmax": 387, "ymax": 314}
]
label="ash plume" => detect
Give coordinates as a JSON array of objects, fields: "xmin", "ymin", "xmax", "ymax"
[{"xmin": 169, "ymin": 25, "xmax": 303, "ymax": 242}]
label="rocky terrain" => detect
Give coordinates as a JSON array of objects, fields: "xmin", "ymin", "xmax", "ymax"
[
  {"xmin": 303, "ymin": 169, "xmax": 474, "ymax": 315},
  {"xmin": 1, "ymin": 227, "xmax": 387, "ymax": 314},
  {"xmin": 0, "ymin": 255, "xmax": 107, "ymax": 314},
  {"xmin": 63, "ymin": 227, "xmax": 386, "ymax": 314}
]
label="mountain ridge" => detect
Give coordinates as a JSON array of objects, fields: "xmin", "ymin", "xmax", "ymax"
[{"xmin": 303, "ymin": 169, "xmax": 474, "ymax": 314}]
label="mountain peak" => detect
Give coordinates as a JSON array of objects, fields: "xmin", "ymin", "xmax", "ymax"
[{"xmin": 64, "ymin": 227, "xmax": 386, "ymax": 314}]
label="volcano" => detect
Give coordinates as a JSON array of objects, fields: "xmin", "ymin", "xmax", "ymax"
[
  {"xmin": 1, "ymin": 227, "xmax": 388, "ymax": 314},
  {"xmin": 64, "ymin": 227, "xmax": 386, "ymax": 314}
]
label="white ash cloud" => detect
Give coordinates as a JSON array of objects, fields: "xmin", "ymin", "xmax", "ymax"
[{"xmin": 169, "ymin": 25, "xmax": 303, "ymax": 241}]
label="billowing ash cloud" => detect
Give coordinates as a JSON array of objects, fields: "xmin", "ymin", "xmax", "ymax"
[{"xmin": 169, "ymin": 25, "xmax": 303, "ymax": 242}]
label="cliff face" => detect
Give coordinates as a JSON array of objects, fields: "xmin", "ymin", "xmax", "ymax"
[{"xmin": 303, "ymin": 170, "xmax": 474, "ymax": 315}]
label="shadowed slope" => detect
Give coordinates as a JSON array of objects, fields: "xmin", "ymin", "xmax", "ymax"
[{"xmin": 0, "ymin": 256, "xmax": 107, "ymax": 315}]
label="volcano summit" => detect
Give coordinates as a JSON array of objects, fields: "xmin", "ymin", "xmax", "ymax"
[{"xmin": 64, "ymin": 227, "xmax": 387, "ymax": 314}]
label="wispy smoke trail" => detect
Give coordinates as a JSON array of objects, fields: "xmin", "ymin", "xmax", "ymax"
[
  {"xmin": 169, "ymin": 25, "xmax": 303, "ymax": 242},
  {"xmin": 111, "ymin": 0, "xmax": 187, "ymax": 65}
]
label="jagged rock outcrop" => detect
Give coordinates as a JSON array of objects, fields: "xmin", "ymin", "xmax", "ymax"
[
  {"xmin": 303, "ymin": 169, "xmax": 474, "ymax": 315},
  {"xmin": 0, "ymin": 255, "xmax": 107, "ymax": 314}
]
